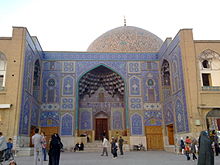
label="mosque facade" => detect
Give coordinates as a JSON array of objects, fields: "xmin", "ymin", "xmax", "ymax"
[{"xmin": 0, "ymin": 25, "xmax": 220, "ymax": 154}]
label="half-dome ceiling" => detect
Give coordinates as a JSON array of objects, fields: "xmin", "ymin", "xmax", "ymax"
[{"xmin": 87, "ymin": 26, "xmax": 163, "ymax": 52}]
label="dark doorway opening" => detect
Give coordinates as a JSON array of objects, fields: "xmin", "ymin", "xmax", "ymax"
[{"xmin": 167, "ymin": 124, "xmax": 174, "ymax": 145}]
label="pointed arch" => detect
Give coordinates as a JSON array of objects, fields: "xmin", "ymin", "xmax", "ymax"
[
  {"xmin": 78, "ymin": 63, "xmax": 126, "ymax": 83},
  {"xmin": 76, "ymin": 63, "xmax": 128, "ymax": 133},
  {"xmin": 199, "ymin": 49, "xmax": 220, "ymax": 61}
]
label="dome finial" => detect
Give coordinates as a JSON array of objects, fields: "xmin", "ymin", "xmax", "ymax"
[{"xmin": 124, "ymin": 16, "xmax": 126, "ymax": 26}]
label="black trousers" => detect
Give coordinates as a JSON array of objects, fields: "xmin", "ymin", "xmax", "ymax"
[
  {"xmin": 192, "ymin": 153, "xmax": 197, "ymax": 160},
  {"xmin": 214, "ymin": 145, "xmax": 219, "ymax": 156},
  {"xmin": 119, "ymin": 145, "xmax": 123, "ymax": 155},
  {"xmin": 185, "ymin": 151, "xmax": 190, "ymax": 160}
]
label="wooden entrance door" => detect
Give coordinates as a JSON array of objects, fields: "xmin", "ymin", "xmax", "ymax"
[
  {"xmin": 217, "ymin": 119, "xmax": 220, "ymax": 130},
  {"xmin": 167, "ymin": 124, "xmax": 174, "ymax": 145},
  {"xmin": 95, "ymin": 118, "xmax": 108, "ymax": 140},
  {"xmin": 145, "ymin": 126, "xmax": 164, "ymax": 150},
  {"xmin": 41, "ymin": 127, "xmax": 59, "ymax": 149}
]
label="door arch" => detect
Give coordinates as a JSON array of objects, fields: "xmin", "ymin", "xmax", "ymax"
[
  {"xmin": 206, "ymin": 109, "xmax": 220, "ymax": 131},
  {"xmin": 77, "ymin": 65, "xmax": 127, "ymax": 140}
]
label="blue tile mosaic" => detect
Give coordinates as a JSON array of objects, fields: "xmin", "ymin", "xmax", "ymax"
[
  {"xmin": 40, "ymin": 111, "xmax": 59, "ymax": 127},
  {"xmin": 144, "ymin": 110, "xmax": 162, "ymax": 126},
  {"xmin": 43, "ymin": 52, "xmax": 159, "ymax": 61},
  {"xmin": 61, "ymin": 113, "xmax": 73, "ymax": 136},
  {"xmin": 131, "ymin": 113, "xmax": 143, "ymax": 135},
  {"xmin": 112, "ymin": 111, "xmax": 123, "ymax": 130},
  {"xmin": 80, "ymin": 110, "xmax": 92, "ymax": 130},
  {"xmin": 129, "ymin": 76, "xmax": 141, "ymax": 96}
]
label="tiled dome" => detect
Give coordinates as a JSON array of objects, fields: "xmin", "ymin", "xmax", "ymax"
[{"xmin": 87, "ymin": 26, "xmax": 163, "ymax": 52}]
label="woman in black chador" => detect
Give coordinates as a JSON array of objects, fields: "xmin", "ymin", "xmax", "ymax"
[
  {"xmin": 197, "ymin": 131, "xmax": 214, "ymax": 165},
  {"xmin": 48, "ymin": 134, "xmax": 62, "ymax": 165}
]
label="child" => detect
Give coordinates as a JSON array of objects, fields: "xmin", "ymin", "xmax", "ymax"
[
  {"xmin": 7, "ymin": 138, "xmax": 13, "ymax": 153},
  {"xmin": 9, "ymin": 160, "xmax": 17, "ymax": 165}
]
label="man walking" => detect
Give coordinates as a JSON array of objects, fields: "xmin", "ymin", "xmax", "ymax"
[
  {"xmin": 32, "ymin": 128, "xmax": 43, "ymax": 165},
  {"xmin": 101, "ymin": 136, "xmax": 108, "ymax": 156},
  {"xmin": 119, "ymin": 136, "xmax": 124, "ymax": 155}
]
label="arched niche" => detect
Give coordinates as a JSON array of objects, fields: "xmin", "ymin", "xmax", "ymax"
[
  {"xmin": 77, "ymin": 65, "xmax": 126, "ymax": 141},
  {"xmin": 0, "ymin": 52, "xmax": 7, "ymax": 88}
]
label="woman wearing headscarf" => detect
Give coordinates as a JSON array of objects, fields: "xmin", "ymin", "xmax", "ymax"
[
  {"xmin": 191, "ymin": 138, "xmax": 198, "ymax": 161},
  {"xmin": 197, "ymin": 131, "xmax": 214, "ymax": 165},
  {"xmin": 48, "ymin": 134, "xmax": 62, "ymax": 165}
]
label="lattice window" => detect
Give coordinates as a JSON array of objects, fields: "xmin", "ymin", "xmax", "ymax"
[
  {"xmin": 0, "ymin": 53, "xmax": 7, "ymax": 88},
  {"xmin": 161, "ymin": 60, "xmax": 171, "ymax": 86}
]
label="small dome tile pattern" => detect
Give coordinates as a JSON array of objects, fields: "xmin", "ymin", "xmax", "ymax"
[{"xmin": 87, "ymin": 26, "xmax": 163, "ymax": 52}]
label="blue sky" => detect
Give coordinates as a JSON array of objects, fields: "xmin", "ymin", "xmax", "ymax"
[{"xmin": 0, "ymin": 0, "xmax": 220, "ymax": 51}]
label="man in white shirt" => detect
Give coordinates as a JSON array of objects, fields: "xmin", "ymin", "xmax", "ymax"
[
  {"xmin": 32, "ymin": 128, "xmax": 43, "ymax": 165},
  {"xmin": 0, "ymin": 132, "xmax": 7, "ymax": 160},
  {"xmin": 101, "ymin": 136, "xmax": 108, "ymax": 156}
]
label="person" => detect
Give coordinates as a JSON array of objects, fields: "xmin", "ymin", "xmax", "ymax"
[
  {"xmin": 41, "ymin": 132, "xmax": 47, "ymax": 161},
  {"xmin": 111, "ymin": 138, "xmax": 117, "ymax": 159},
  {"xmin": 101, "ymin": 130, "xmax": 106, "ymax": 141},
  {"xmin": 79, "ymin": 142, "xmax": 84, "ymax": 151},
  {"xmin": 101, "ymin": 136, "xmax": 108, "ymax": 156},
  {"xmin": 9, "ymin": 160, "xmax": 17, "ymax": 165},
  {"xmin": 213, "ymin": 131, "xmax": 219, "ymax": 156},
  {"xmin": 32, "ymin": 128, "xmax": 43, "ymax": 165},
  {"xmin": 118, "ymin": 136, "xmax": 124, "ymax": 155},
  {"xmin": 84, "ymin": 132, "xmax": 90, "ymax": 143},
  {"xmin": 7, "ymin": 138, "xmax": 13, "ymax": 154},
  {"xmin": 74, "ymin": 143, "xmax": 80, "ymax": 152},
  {"xmin": 191, "ymin": 138, "xmax": 198, "ymax": 161},
  {"xmin": 55, "ymin": 134, "xmax": 62, "ymax": 162},
  {"xmin": 115, "ymin": 132, "xmax": 119, "ymax": 141},
  {"xmin": 185, "ymin": 136, "xmax": 191, "ymax": 160},
  {"xmin": 48, "ymin": 134, "xmax": 62, "ymax": 165},
  {"xmin": 87, "ymin": 134, "xmax": 91, "ymax": 143},
  {"xmin": 179, "ymin": 137, "xmax": 185, "ymax": 155},
  {"xmin": 197, "ymin": 131, "xmax": 214, "ymax": 165},
  {"xmin": 5, "ymin": 138, "xmax": 14, "ymax": 161},
  {"xmin": 0, "ymin": 132, "xmax": 7, "ymax": 161}
]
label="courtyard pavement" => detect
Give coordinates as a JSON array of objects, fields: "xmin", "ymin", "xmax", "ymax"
[{"xmin": 15, "ymin": 151, "xmax": 220, "ymax": 165}]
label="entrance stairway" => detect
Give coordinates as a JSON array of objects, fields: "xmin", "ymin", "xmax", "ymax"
[
  {"xmin": 81, "ymin": 140, "xmax": 130, "ymax": 153},
  {"xmin": 83, "ymin": 141, "xmax": 108, "ymax": 152}
]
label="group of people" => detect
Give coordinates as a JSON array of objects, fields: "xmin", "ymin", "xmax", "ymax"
[
  {"xmin": 179, "ymin": 136, "xmax": 198, "ymax": 161},
  {"xmin": 178, "ymin": 130, "xmax": 219, "ymax": 165},
  {"xmin": 73, "ymin": 142, "xmax": 84, "ymax": 152},
  {"xmin": 0, "ymin": 132, "xmax": 16, "ymax": 164},
  {"xmin": 32, "ymin": 128, "xmax": 63, "ymax": 165},
  {"xmin": 101, "ymin": 135, "xmax": 124, "ymax": 159}
]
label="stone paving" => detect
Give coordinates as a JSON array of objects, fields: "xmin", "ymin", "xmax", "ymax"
[{"xmin": 14, "ymin": 151, "xmax": 220, "ymax": 165}]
